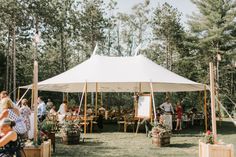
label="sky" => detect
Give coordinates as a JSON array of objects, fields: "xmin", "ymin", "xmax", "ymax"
[{"xmin": 106, "ymin": 0, "xmax": 199, "ymax": 27}]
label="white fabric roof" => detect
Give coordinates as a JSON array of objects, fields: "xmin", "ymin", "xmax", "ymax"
[{"xmin": 20, "ymin": 55, "xmax": 206, "ymax": 92}]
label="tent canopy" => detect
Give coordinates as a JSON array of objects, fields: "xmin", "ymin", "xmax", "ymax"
[{"xmin": 20, "ymin": 55, "xmax": 206, "ymax": 92}]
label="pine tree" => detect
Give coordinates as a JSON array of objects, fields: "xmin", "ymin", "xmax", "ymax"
[
  {"xmin": 152, "ymin": 2, "xmax": 185, "ymax": 70},
  {"xmin": 79, "ymin": 0, "xmax": 108, "ymax": 58},
  {"xmin": 188, "ymin": 0, "xmax": 236, "ymax": 101}
]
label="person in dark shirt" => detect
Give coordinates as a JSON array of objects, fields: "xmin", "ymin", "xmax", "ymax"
[
  {"xmin": 0, "ymin": 118, "xmax": 22, "ymax": 157},
  {"xmin": 190, "ymin": 106, "xmax": 197, "ymax": 126}
]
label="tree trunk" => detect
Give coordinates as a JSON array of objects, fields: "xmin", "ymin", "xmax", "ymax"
[
  {"xmin": 35, "ymin": 16, "xmax": 39, "ymax": 60},
  {"xmin": 108, "ymin": 28, "xmax": 111, "ymax": 55},
  {"xmin": 61, "ymin": 28, "xmax": 65, "ymax": 72},
  {"xmin": 12, "ymin": 15, "xmax": 16, "ymax": 101},
  {"xmin": 169, "ymin": 44, "xmax": 173, "ymax": 71},
  {"xmin": 6, "ymin": 28, "xmax": 11, "ymax": 91},
  {"xmin": 166, "ymin": 39, "xmax": 169, "ymax": 70},
  {"xmin": 117, "ymin": 22, "xmax": 121, "ymax": 56}
]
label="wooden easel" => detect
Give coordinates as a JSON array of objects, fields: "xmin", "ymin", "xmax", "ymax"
[{"xmin": 135, "ymin": 94, "xmax": 152, "ymax": 135}]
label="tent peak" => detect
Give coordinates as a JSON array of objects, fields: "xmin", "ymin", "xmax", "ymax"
[{"xmin": 91, "ymin": 54, "xmax": 144, "ymax": 58}]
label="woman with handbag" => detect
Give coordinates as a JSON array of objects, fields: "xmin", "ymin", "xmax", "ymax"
[{"xmin": 0, "ymin": 98, "xmax": 27, "ymax": 138}]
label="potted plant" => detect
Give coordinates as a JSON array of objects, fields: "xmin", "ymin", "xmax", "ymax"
[
  {"xmin": 22, "ymin": 131, "xmax": 51, "ymax": 157},
  {"xmin": 41, "ymin": 119, "xmax": 56, "ymax": 152},
  {"xmin": 61, "ymin": 119, "xmax": 81, "ymax": 145},
  {"xmin": 199, "ymin": 130, "xmax": 234, "ymax": 157},
  {"xmin": 151, "ymin": 123, "xmax": 171, "ymax": 147}
]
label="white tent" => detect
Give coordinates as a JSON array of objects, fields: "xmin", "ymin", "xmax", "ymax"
[{"xmin": 20, "ymin": 55, "xmax": 206, "ymax": 92}]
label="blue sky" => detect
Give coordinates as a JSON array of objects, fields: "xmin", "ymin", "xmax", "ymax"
[{"xmin": 105, "ymin": 0, "xmax": 199, "ymax": 27}]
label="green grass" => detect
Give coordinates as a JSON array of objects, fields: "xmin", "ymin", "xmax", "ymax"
[{"xmin": 52, "ymin": 119, "xmax": 236, "ymax": 157}]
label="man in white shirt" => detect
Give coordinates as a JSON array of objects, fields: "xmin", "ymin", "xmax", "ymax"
[
  {"xmin": 160, "ymin": 97, "xmax": 174, "ymax": 114},
  {"xmin": 160, "ymin": 97, "xmax": 174, "ymax": 130},
  {"xmin": 37, "ymin": 96, "xmax": 47, "ymax": 122}
]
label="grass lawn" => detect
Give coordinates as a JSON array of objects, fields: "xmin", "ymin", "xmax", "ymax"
[{"xmin": 52, "ymin": 119, "xmax": 236, "ymax": 157}]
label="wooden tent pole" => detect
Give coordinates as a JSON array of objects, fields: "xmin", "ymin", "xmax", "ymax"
[
  {"xmin": 31, "ymin": 85, "xmax": 34, "ymax": 110},
  {"xmin": 67, "ymin": 93, "xmax": 69, "ymax": 104},
  {"xmin": 150, "ymin": 82, "xmax": 157, "ymax": 123},
  {"xmin": 135, "ymin": 83, "xmax": 142, "ymax": 135},
  {"xmin": 84, "ymin": 82, "xmax": 87, "ymax": 134},
  {"xmin": 204, "ymin": 85, "xmax": 208, "ymax": 132},
  {"xmin": 33, "ymin": 61, "xmax": 38, "ymax": 144},
  {"xmin": 17, "ymin": 88, "xmax": 20, "ymax": 102},
  {"xmin": 95, "ymin": 83, "xmax": 98, "ymax": 116},
  {"xmin": 209, "ymin": 62, "xmax": 217, "ymax": 143},
  {"xmin": 139, "ymin": 82, "xmax": 141, "ymax": 93},
  {"xmin": 101, "ymin": 92, "xmax": 103, "ymax": 107}
]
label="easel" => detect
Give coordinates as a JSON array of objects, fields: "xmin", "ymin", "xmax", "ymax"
[{"xmin": 135, "ymin": 94, "xmax": 152, "ymax": 135}]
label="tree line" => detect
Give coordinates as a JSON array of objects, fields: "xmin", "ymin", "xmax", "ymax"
[{"xmin": 0, "ymin": 0, "xmax": 235, "ymax": 112}]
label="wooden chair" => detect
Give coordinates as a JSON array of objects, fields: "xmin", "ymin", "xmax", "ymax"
[{"xmin": 118, "ymin": 114, "xmax": 135, "ymax": 132}]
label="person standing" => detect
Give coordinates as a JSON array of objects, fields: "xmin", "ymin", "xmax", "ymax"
[
  {"xmin": 0, "ymin": 98, "xmax": 27, "ymax": 136},
  {"xmin": 0, "ymin": 91, "xmax": 9, "ymax": 112},
  {"xmin": 0, "ymin": 91, "xmax": 9, "ymax": 100},
  {"xmin": 160, "ymin": 97, "xmax": 174, "ymax": 114},
  {"xmin": 160, "ymin": 97, "xmax": 174, "ymax": 130},
  {"xmin": 49, "ymin": 105, "xmax": 57, "ymax": 115},
  {"xmin": 19, "ymin": 99, "xmax": 31, "ymax": 137},
  {"xmin": 190, "ymin": 106, "xmax": 197, "ymax": 126},
  {"xmin": 175, "ymin": 101, "xmax": 183, "ymax": 130},
  {"xmin": 37, "ymin": 96, "xmax": 47, "ymax": 122},
  {"xmin": 46, "ymin": 99, "xmax": 53, "ymax": 111},
  {"xmin": 57, "ymin": 100, "xmax": 68, "ymax": 122},
  {"xmin": 58, "ymin": 100, "xmax": 68, "ymax": 115}
]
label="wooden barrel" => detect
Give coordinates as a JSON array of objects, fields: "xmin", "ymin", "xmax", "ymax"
[
  {"xmin": 152, "ymin": 136, "xmax": 170, "ymax": 147},
  {"xmin": 62, "ymin": 134, "xmax": 80, "ymax": 145}
]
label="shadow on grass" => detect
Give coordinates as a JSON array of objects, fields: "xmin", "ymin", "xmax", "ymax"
[
  {"xmin": 80, "ymin": 141, "xmax": 104, "ymax": 146},
  {"xmin": 169, "ymin": 143, "xmax": 197, "ymax": 148},
  {"xmin": 217, "ymin": 121, "xmax": 236, "ymax": 135}
]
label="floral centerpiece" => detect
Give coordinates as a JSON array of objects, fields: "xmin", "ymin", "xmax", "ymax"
[
  {"xmin": 204, "ymin": 130, "xmax": 214, "ymax": 144},
  {"xmin": 199, "ymin": 130, "xmax": 234, "ymax": 157},
  {"xmin": 151, "ymin": 123, "xmax": 171, "ymax": 147},
  {"xmin": 61, "ymin": 119, "xmax": 81, "ymax": 145},
  {"xmin": 151, "ymin": 123, "xmax": 171, "ymax": 138},
  {"xmin": 41, "ymin": 119, "xmax": 57, "ymax": 152}
]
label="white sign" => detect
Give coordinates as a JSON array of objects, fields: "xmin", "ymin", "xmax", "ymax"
[{"xmin": 136, "ymin": 95, "xmax": 151, "ymax": 118}]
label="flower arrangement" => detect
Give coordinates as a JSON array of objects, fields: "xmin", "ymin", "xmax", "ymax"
[
  {"xmin": 204, "ymin": 130, "xmax": 214, "ymax": 144},
  {"xmin": 61, "ymin": 119, "xmax": 81, "ymax": 145},
  {"xmin": 61, "ymin": 120, "xmax": 81, "ymax": 136},
  {"xmin": 151, "ymin": 123, "xmax": 171, "ymax": 138}
]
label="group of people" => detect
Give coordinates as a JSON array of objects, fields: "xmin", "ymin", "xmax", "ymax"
[
  {"xmin": 158, "ymin": 97, "xmax": 199, "ymax": 131},
  {"xmin": 159, "ymin": 97, "xmax": 183, "ymax": 130},
  {"xmin": 0, "ymin": 90, "xmax": 31, "ymax": 156},
  {"xmin": 0, "ymin": 91, "xmax": 62, "ymax": 156}
]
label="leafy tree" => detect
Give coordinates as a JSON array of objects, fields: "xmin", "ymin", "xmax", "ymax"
[
  {"xmin": 79, "ymin": 0, "xmax": 108, "ymax": 58},
  {"xmin": 188, "ymin": 0, "xmax": 236, "ymax": 106},
  {"xmin": 152, "ymin": 2, "xmax": 185, "ymax": 70}
]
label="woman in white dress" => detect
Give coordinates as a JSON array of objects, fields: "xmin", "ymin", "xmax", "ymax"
[{"xmin": 57, "ymin": 100, "xmax": 68, "ymax": 122}]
